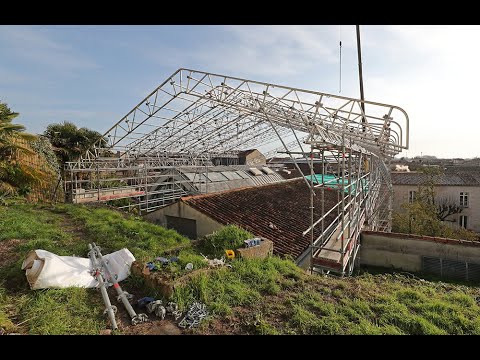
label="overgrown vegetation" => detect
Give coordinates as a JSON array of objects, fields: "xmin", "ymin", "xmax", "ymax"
[
  {"xmin": 43, "ymin": 121, "xmax": 107, "ymax": 165},
  {"xmin": 2, "ymin": 203, "xmax": 480, "ymax": 335},
  {"xmin": 392, "ymin": 167, "xmax": 478, "ymax": 241},
  {"xmin": 172, "ymin": 257, "xmax": 300, "ymax": 316},
  {"xmin": 202, "ymin": 225, "xmax": 254, "ymax": 257},
  {"xmin": 0, "ymin": 203, "xmax": 192, "ymax": 334},
  {"xmin": 0, "ymin": 101, "xmax": 47, "ymax": 199},
  {"xmin": 174, "ymin": 265, "xmax": 480, "ymax": 335}
]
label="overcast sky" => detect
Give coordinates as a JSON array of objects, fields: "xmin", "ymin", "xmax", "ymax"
[{"xmin": 0, "ymin": 25, "xmax": 478, "ymax": 159}]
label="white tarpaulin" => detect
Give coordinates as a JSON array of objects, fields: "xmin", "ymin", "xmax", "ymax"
[{"xmin": 21, "ymin": 248, "xmax": 135, "ymax": 290}]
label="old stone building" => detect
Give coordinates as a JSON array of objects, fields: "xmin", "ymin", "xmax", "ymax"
[{"xmin": 391, "ymin": 171, "xmax": 480, "ymax": 233}]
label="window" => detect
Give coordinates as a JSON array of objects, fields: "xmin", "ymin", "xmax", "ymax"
[
  {"xmin": 460, "ymin": 192, "xmax": 469, "ymax": 208},
  {"xmin": 261, "ymin": 166, "xmax": 275, "ymax": 175},
  {"xmin": 165, "ymin": 215, "xmax": 197, "ymax": 239},
  {"xmin": 249, "ymin": 168, "xmax": 263, "ymax": 176},
  {"xmin": 206, "ymin": 172, "xmax": 228, "ymax": 182},
  {"xmin": 221, "ymin": 171, "xmax": 242, "ymax": 180},
  {"xmin": 408, "ymin": 190, "xmax": 417, "ymax": 203},
  {"xmin": 459, "ymin": 215, "xmax": 468, "ymax": 229}
]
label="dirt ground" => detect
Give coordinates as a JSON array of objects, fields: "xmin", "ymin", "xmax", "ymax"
[
  {"xmin": 105, "ymin": 287, "xmax": 184, "ymax": 335},
  {"xmin": 0, "ymin": 239, "xmax": 22, "ymax": 269}
]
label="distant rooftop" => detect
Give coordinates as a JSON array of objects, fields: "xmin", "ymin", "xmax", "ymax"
[{"xmin": 391, "ymin": 171, "xmax": 480, "ymax": 186}]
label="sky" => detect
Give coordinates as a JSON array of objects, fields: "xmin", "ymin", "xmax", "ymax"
[{"xmin": 0, "ymin": 25, "xmax": 479, "ymax": 159}]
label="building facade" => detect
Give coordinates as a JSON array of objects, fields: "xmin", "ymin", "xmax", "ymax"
[{"xmin": 391, "ymin": 171, "xmax": 480, "ymax": 233}]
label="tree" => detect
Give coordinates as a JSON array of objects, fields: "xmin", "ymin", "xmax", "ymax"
[
  {"xmin": 0, "ymin": 101, "xmax": 45, "ymax": 197},
  {"xmin": 0, "ymin": 102, "xmax": 35, "ymax": 158},
  {"xmin": 436, "ymin": 197, "xmax": 463, "ymax": 221},
  {"xmin": 43, "ymin": 121, "xmax": 106, "ymax": 165},
  {"xmin": 415, "ymin": 167, "xmax": 463, "ymax": 221}
]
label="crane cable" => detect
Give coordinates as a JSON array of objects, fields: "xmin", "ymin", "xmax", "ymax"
[{"xmin": 339, "ymin": 25, "xmax": 342, "ymax": 93}]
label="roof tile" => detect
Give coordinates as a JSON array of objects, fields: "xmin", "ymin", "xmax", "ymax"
[{"xmin": 182, "ymin": 179, "xmax": 339, "ymax": 259}]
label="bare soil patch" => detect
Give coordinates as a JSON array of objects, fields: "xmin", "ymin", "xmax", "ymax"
[{"xmin": 0, "ymin": 239, "xmax": 22, "ymax": 268}]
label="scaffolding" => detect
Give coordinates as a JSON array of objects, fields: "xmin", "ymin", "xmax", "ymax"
[{"xmin": 66, "ymin": 68, "xmax": 409, "ymax": 275}]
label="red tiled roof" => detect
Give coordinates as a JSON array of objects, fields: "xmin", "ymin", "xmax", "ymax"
[{"xmin": 182, "ymin": 179, "xmax": 340, "ymax": 260}]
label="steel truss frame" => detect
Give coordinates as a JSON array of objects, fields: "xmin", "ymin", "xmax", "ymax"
[{"xmin": 66, "ymin": 68, "xmax": 409, "ymax": 275}]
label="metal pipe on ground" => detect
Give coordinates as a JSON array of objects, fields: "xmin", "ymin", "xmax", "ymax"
[
  {"xmin": 92, "ymin": 243, "xmax": 148, "ymax": 325},
  {"xmin": 88, "ymin": 243, "xmax": 118, "ymax": 330}
]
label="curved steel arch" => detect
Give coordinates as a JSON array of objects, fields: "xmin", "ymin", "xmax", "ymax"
[
  {"xmin": 79, "ymin": 68, "xmax": 408, "ymax": 162},
  {"xmin": 67, "ymin": 68, "xmax": 409, "ymax": 276}
]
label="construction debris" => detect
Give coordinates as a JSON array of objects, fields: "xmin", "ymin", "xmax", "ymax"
[
  {"xmin": 146, "ymin": 300, "xmax": 166, "ymax": 319},
  {"xmin": 178, "ymin": 302, "xmax": 208, "ymax": 329},
  {"xmin": 201, "ymin": 254, "xmax": 232, "ymax": 268},
  {"xmin": 21, "ymin": 248, "xmax": 135, "ymax": 290},
  {"xmin": 145, "ymin": 299, "xmax": 183, "ymax": 321},
  {"xmin": 244, "ymin": 238, "xmax": 261, "ymax": 248},
  {"xmin": 90, "ymin": 242, "xmax": 148, "ymax": 326},
  {"xmin": 137, "ymin": 297, "xmax": 155, "ymax": 308},
  {"xmin": 88, "ymin": 243, "xmax": 118, "ymax": 330}
]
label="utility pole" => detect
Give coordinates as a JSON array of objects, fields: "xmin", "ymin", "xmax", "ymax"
[{"xmin": 356, "ymin": 25, "xmax": 366, "ymax": 132}]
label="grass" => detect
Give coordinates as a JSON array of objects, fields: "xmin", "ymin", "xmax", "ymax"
[
  {"xmin": 174, "ymin": 261, "xmax": 480, "ymax": 335},
  {"xmin": 170, "ymin": 256, "xmax": 301, "ymax": 332},
  {"xmin": 2, "ymin": 203, "xmax": 480, "ymax": 335},
  {"xmin": 202, "ymin": 225, "xmax": 254, "ymax": 258},
  {"xmin": 53, "ymin": 203, "xmax": 190, "ymax": 261},
  {"xmin": 0, "ymin": 202, "xmax": 193, "ymax": 334},
  {"xmin": 0, "ymin": 286, "xmax": 16, "ymax": 332},
  {"xmin": 20, "ymin": 288, "xmax": 104, "ymax": 335}
]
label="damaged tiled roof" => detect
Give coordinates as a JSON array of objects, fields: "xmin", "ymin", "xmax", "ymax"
[
  {"xmin": 181, "ymin": 179, "xmax": 340, "ymax": 260},
  {"xmin": 391, "ymin": 172, "xmax": 480, "ymax": 186}
]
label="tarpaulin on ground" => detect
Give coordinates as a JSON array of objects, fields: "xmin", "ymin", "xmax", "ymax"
[{"xmin": 21, "ymin": 248, "xmax": 135, "ymax": 290}]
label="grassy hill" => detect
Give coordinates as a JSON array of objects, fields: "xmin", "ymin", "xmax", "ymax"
[{"xmin": 1, "ymin": 203, "xmax": 480, "ymax": 335}]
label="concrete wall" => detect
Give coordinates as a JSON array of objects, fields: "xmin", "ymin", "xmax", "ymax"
[
  {"xmin": 360, "ymin": 231, "xmax": 480, "ymax": 272},
  {"xmin": 392, "ymin": 184, "xmax": 480, "ymax": 233},
  {"xmin": 143, "ymin": 201, "xmax": 224, "ymax": 239}
]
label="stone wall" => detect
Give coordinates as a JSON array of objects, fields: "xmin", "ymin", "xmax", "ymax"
[{"xmin": 360, "ymin": 231, "xmax": 480, "ymax": 272}]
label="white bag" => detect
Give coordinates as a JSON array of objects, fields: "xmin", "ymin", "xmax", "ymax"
[{"xmin": 21, "ymin": 248, "xmax": 135, "ymax": 290}]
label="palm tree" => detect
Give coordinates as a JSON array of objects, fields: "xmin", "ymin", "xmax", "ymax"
[
  {"xmin": 0, "ymin": 101, "xmax": 42, "ymax": 197},
  {"xmin": 44, "ymin": 121, "xmax": 106, "ymax": 165},
  {"xmin": 0, "ymin": 102, "xmax": 35, "ymax": 158}
]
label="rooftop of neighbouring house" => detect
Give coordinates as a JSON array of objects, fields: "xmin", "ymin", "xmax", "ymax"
[
  {"xmin": 173, "ymin": 165, "xmax": 287, "ymax": 193},
  {"xmin": 391, "ymin": 171, "xmax": 480, "ymax": 186},
  {"xmin": 237, "ymin": 149, "xmax": 260, "ymax": 157},
  {"xmin": 180, "ymin": 179, "xmax": 340, "ymax": 260}
]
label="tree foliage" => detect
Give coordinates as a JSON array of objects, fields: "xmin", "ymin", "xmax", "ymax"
[
  {"xmin": 0, "ymin": 101, "xmax": 46, "ymax": 198},
  {"xmin": 43, "ymin": 121, "xmax": 106, "ymax": 165},
  {"xmin": 0, "ymin": 102, "xmax": 36, "ymax": 159}
]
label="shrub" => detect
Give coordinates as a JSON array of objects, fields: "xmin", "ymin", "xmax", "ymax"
[{"xmin": 202, "ymin": 225, "xmax": 253, "ymax": 257}]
